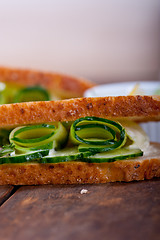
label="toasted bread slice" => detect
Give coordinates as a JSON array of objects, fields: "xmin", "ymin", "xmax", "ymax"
[
  {"xmin": 0, "ymin": 66, "xmax": 95, "ymax": 99},
  {"xmin": 0, "ymin": 95, "xmax": 159, "ymax": 128},
  {"xmin": 0, "ymin": 142, "xmax": 159, "ymax": 185}
]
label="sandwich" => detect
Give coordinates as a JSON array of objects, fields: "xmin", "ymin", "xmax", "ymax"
[
  {"xmin": 0, "ymin": 95, "xmax": 159, "ymax": 185},
  {"xmin": 0, "ymin": 66, "xmax": 95, "ymax": 103}
]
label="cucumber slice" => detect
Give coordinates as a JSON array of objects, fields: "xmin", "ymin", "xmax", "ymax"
[
  {"xmin": 41, "ymin": 147, "xmax": 142, "ymax": 164},
  {"xmin": 9, "ymin": 122, "xmax": 68, "ymax": 149},
  {"xmin": 0, "ymin": 129, "xmax": 10, "ymax": 146},
  {"xmin": 0, "ymin": 92, "xmax": 6, "ymax": 104},
  {"xmin": 14, "ymin": 141, "xmax": 56, "ymax": 154},
  {"xmin": 0, "ymin": 149, "xmax": 49, "ymax": 164},
  {"xmin": 41, "ymin": 147, "xmax": 92, "ymax": 163},
  {"xmin": 78, "ymin": 143, "xmax": 121, "ymax": 153},
  {"xmin": 13, "ymin": 86, "xmax": 50, "ymax": 103},
  {"xmin": 82, "ymin": 148, "xmax": 143, "ymax": 163},
  {"xmin": 0, "ymin": 83, "xmax": 21, "ymax": 104},
  {"xmin": 0, "ymin": 147, "xmax": 143, "ymax": 164},
  {"xmin": 70, "ymin": 117, "xmax": 126, "ymax": 152}
]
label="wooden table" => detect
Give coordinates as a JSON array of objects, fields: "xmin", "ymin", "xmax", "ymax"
[{"xmin": 0, "ymin": 179, "xmax": 159, "ymax": 240}]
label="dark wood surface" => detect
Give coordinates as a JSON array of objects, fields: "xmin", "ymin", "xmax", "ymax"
[
  {"xmin": 0, "ymin": 186, "xmax": 14, "ymax": 206},
  {"xmin": 0, "ymin": 180, "xmax": 160, "ymax": 240}
]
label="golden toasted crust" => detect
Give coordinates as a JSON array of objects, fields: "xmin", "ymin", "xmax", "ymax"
[
  {"xmin": 0, "ymin": 66, "xmax": 95, "ymax": 99},
  {"xmin": 0, "ymin": 143, "xmax": 159, "ymax": 185},
  {"xmin": 0, "ymin": 95, "xmax": 160, "ymax": 128}
]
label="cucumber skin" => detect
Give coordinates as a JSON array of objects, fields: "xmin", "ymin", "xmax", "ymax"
[
  {"xmin": 14, "ymin": 141, "xmax": 55, "ymax": 154},
  {"xmin": 41, "ymin": 150, "xmax": 92, "ymax": 163},
  {"xmin": 13, "ymin": 86, "xmax": 50, "ymax": 103},
  {"xmin": 40, "ymin": 148, "xmax": 143, "ymax": 164},
  {"xmin": 40, "ymin": 154, "xmax": 83, "ymax": 163},
  {"xmin": 0, "ymin": 148, "xmax": 143, "ymax": 164},
  {"xmin": 82, "ymin": 150, "xmax": 143, "ymax": 163},
  {"xmin": 0, "ymin": 150, "xmax": 49, "ymax": 164},
  {"xmin": 70, "ymin": 116, "xmax": 127, "ymax": 152}
]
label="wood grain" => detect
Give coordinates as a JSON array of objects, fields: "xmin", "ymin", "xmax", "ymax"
[
  {"xmin": 0, "ymin": 180, "xmax": 159, "ymax": 240},
  {"xmin": 0, "ymin": 186, "xmax": 15, "ymax": 206}
]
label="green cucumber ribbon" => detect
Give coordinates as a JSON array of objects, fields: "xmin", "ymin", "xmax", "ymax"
[
  {"xmin": 9, "ymin": 123, "xmax": 68, "ymax": 153},
  {"xmin": 0, "ymin": 84, "xmax": 50, "ymax": 104},
  {"xmin": 14, "ymin": 86, "xmax": 50, "ymax": 103},
  {"xmin": 70, "ymin": 117, "xmax": 127, "ymax": 153}
]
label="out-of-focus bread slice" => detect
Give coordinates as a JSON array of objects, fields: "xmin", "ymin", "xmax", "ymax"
[
  {"xmin": 0, "ymin": 142, "xmax": 159, "ymax": 185},
  {"xmin": 0, "ymin": 66, "xmax": 95, "ymax": 99},
  {"xmin": 0, "ymin": 95, "xmax": 160, "ymax": 128}
]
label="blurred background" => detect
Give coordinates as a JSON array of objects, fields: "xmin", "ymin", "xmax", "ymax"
[{"xmin": 0, "ymin": 0, "xmax": 160, "ymax": 83}]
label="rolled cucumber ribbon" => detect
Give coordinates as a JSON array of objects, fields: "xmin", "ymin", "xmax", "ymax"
[
  {"xmin": 9, "ymin": 123, "xmax": 68, "ymax": 153},
  {"xmin": 14, "ymin": 86, "xmax": 50, "ymax": 103},
  {"xmin": 70, "ymin": 117, "xmax": 127, "ymax": 153}
]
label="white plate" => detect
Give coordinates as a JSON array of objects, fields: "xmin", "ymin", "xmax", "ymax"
[
  {"xmin": 84, "ymin": 81, "xmax": 160, "ymax": 142},
  {"xmin": 84, "ymin": 81, "xmax": 160, "ymax": 97}
]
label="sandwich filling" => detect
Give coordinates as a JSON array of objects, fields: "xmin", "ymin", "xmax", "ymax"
[
  {"xmin": 0, "ymin": 82, "xmax": 51, "ymax": 104},
  {"xmin": 0, "ymin": 117, "xmax": 149, "ymax": 164}
]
